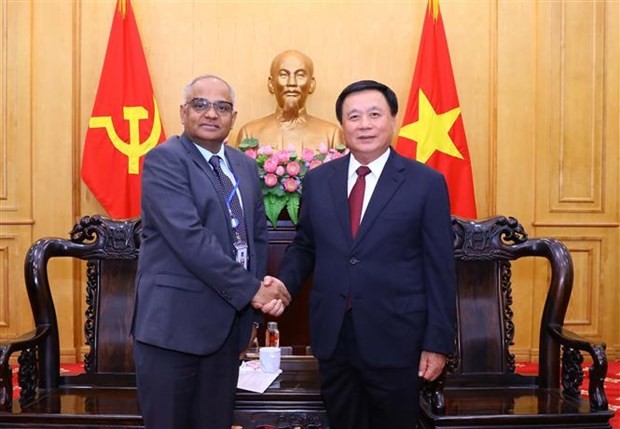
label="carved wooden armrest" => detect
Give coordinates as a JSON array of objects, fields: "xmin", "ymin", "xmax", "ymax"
[
  {"xmin": 421, "ymin": 365, "xmax": 448, "ymax": 414},
  {"xmin": 550, "ymin": 326, "xmax": 608, "ymax": 411},
  {"xmin": 422, "ymin": 376, "xmax": 446, "ymax": 414},
  {"xmin": 0, "ymin": 326, "xmax": 49, "ymax": 411}
]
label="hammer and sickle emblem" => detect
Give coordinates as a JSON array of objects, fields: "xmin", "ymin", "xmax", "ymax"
[{"xmin": 89, "ymin": 96, "xmax": 163, "ymax": 175}]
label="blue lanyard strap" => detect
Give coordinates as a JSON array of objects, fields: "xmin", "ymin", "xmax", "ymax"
[{"xmin": 227, "ymin": 181, "xmax": 239, "ymax": 207}]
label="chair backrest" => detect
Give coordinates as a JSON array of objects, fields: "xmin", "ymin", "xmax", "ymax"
[
  {"xmin": 453, "ymin": 258, "xmax": 515, "ymax": 375},
  {"xmin": 25, "ymin": 215, "xmax": 141, "ymax": 387},
  {"xmin": 448, "ymin": 216, "xmax": 573, "ymax": 389}
]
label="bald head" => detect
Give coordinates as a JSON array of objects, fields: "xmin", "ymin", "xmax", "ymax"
[
  {"xmin": 183, "ymin": 74, "xmax": 236, "ymax": 106},
  {"xmin": 270, "ymin": 50, "xmax": 314, "ymax": 78}
]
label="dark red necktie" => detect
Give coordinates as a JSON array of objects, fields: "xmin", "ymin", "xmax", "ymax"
[{"xmin": 349, "ymin": 166, "xmax": 371, "ymax": 238}]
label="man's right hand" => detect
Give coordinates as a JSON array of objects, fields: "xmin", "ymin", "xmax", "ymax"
[{"xmin": 251, "ymin": 276, "xmax": 291, "ymax": 316}]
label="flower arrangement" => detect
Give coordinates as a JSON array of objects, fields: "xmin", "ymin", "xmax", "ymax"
[{"xmin": 239, "ymin": 138, "xmax": 348, "ymax": 228}]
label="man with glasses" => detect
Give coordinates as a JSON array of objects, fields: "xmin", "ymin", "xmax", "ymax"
[{"xmin": 132, "ymin": 75, "xmax": 291, "ymax": 429}]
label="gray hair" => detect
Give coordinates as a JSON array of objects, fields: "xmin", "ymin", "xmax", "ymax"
[{"xmin": 182, "ymin": 74, "xmax": 237, "ymax": 106}]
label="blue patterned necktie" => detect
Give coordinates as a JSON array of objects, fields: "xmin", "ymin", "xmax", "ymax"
[{"xmin": 208, "ymin": 155, "xmax": 247, "ymax": 244}]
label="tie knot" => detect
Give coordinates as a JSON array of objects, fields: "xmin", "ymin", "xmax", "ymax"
[
  {"xmin": 356, "ymin": 166, "xmax": 371, "ymax": 178},
  {"xmin": 209, "ymin": 155, "xmax": 222, "ymax": 169}
]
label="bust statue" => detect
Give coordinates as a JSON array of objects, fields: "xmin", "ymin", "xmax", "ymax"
[{"xmin": 236, "ymin": 49, "xmax": 343, "ymax": 153}]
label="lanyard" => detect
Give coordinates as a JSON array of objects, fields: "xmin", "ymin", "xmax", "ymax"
[
  {"xmin": 226, "ymin": 180, "xmax": 239, "ymax": 208},
  {"xmin": 224, "ymin": 169, "xmax": 242, "ymax": 231}
]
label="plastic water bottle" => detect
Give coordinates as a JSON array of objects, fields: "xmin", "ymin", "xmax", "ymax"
[{"xmin": 265, "ymin": 321, "xmax": 280, "ymax": 347}]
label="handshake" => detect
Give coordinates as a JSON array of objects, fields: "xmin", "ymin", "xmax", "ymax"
[{"xmin": 251, "ymin": 275, "xmax": 291, "ymax": 317}]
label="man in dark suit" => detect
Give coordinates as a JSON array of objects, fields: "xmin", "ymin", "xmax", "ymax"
[
  {"xmin": 278, "ymin": 80, "xmax": 457, "ymax": 429},
  {"xmin": 132, "ymin": 75, "xmax": 291, "ymax": 429}
]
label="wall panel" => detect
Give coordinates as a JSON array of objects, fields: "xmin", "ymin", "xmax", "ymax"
[
  {"xmin": 0, "ymin": 227, "xmax": 36, "ymax": 338},
  {"xmin": 0, "ymin": 0, "xmax": 35, "ymax": 344},
  {"xmin": 535, "ymin": 1, "xmax": 618, "ymax": 224},
  {"xmin": 0, "ymin": 0, "xmax": 32, "ymax": 219}
]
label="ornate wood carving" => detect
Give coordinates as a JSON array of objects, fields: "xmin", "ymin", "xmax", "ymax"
[
  {"xmin": 70, "ymin": 215, "xmax": 141, "ymax": 260},
  {"xmin": 452, "ymin": 215, "xmax": 527, "ymax": 261},
  {"xmin": 17, "ymin": 347, "xmax": 37, "ymax": 406},
  {"xmin": 275, "ymin": 412, "xmax": 325, "ymax": 428},
  {"xmin": 0, "ymin": 345, "xmax": 12, "ymax": 411},
  {"xmin": 500, "ymin": 261, "xmax": 516, "ymax": 372},
  {"xmin": 68, "ymin": 216, "xmax": 141, "ymax": 372},
  {"xmin": 588, "ymin": 343, "xmax": 608, "ymax": 410},
  {"xmin": 561, "ymin": 345, "xmax": 584, "ymax": 398},
  {"xmin": 83, "ymin": 261, "xmax": 98, "ymax": 373}
]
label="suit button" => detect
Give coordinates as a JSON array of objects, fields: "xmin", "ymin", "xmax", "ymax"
[{"xmin": 349, "ymin": 258, "xmax": 359, "ymax": 265}]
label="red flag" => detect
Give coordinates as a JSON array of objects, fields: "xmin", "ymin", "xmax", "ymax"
[
  {"xmin": 81, "ymin": 0, "xmax": 165, "ymax": 218},
  {"xmin": 396, "ymin": 0, "xmax": 477, "ymax": 219}
]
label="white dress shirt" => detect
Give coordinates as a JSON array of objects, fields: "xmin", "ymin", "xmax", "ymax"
[
  {"xmin": 194, "ymin": 143, "xmax": 244, "ymax": 209},
  {"xmin": 347, "ymin": 148, "xmax": 391, "ymax": 222}
]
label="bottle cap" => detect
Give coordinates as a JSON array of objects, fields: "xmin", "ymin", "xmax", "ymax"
[{"xmin": 267, "ymin": 321, "xmax": 278, "ymax": 330}]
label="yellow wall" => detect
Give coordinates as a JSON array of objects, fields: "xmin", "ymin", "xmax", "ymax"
[{"xmin": 1, "ymin": 0, "xmax": 618, "ymax": 363}]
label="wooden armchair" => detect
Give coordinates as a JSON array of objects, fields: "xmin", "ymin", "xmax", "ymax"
[
  {"xmin": 0, "ymin": 215, "xmax": 142, "ymax": 426},
  {"xmin": 419, "ymin": 216, "xmax": 614, "ymax": 428}
]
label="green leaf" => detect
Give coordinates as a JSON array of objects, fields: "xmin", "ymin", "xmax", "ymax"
[
  {"xmin": 264, "ymin": 194, "xmax": 287, "ymax": 228},
  {"xmin": 271, "ymin": 187, "xmax": 286, "ymax": 197},
  {"xmin": 286, "ymin": 193, "xmax": 301, "ymax": 224},
  {"xmin": 334, "ymin": 143, "xmax": 347, "ymax": 152},
  {"xmin": 239, "ymin": 137, "xmax": 259, "ymax": 150}
]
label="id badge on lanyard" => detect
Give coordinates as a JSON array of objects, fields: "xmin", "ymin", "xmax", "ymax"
[
  {"xmin": 233, "ymin": 233, "xmax": 248, "ymax": 270},
  {"xmin": 226, "ymin": 170, "xmax": 248, "ymax": 270}
]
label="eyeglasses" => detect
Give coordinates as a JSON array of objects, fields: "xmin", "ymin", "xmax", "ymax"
[{"xmin": 185, "ymin": 98, "xmax": 234, "ymax": 115}]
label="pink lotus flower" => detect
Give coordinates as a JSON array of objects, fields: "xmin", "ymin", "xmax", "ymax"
[
  {"xmin": 264, "ymin": 173, "xmax": 278, "ymax": 187},
  {"xmin": 257, "ymin": 145, "xmax": 274, "ymax": 156},
  {"xmin": 263, "ymin": 157, "xmax": 279, "ymax": 173},
  {"xmin": 329, "ymin": 149, "xmax": 345, "ymax": 160},
  {"xmin": 275, "ymin": 165, "xmax": 285, "ymax": 176},
  {"xmin": 283, "ymin": 177, "xmax": 299, "ymax": 192},
  {"xmin": 244, "ymin": 149, "xmax": 257, "ymax": 159},
  {"xmin": 286, "ymin": 161, "xmax": 301, "ymax": 177},
  {"xmin": 276, "ymin": 150, "xmax": 291, "ymax": 163},
  {"xmin": 309, "ymin": 159, "xmax": 322, "ymax": 170},
  {"xmin": 301, "ymin": 148, "xmax": 315, "ymax": 163},
  {"xmin": 318, "ymin": 142, "xmax": 328, "ymax": 154}
]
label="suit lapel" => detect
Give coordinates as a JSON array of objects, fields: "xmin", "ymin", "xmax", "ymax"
[
  {"xmin": 354, "ymin": 150, "xmax": 406, "ymax": 245},
  {"xmin": 328, "ymin": 155, "xmax": 355, "ymax": 245},
  {"xmin": 180, "ymin": 134, "xmax": 236, "ymax": 238},
  {"xmin": 181, "ymin": 133, "xmax": 216, "ymax": 180}
]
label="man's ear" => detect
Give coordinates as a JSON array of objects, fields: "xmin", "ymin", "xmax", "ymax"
[
  {"xmin": 268, "ymin": 76, "xmax": 275, "ymax": 94},
  {"xmin": 179, "ymin": 104, "xmax": 186, "ymax": 126},
  {"xmin": 308, "ymin": 77, "xmax": 316, "ymax": 94}
]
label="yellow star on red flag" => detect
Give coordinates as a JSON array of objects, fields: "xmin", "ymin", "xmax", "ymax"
[
  {"xmin": 398, "ymin": 90, "xmax": 463, "ymax": 164},
  {"xmin": 395, "ymin": 0, "xmax": 477, "ymax": 219}
]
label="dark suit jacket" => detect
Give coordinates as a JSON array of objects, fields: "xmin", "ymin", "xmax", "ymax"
[
  {"xmin": 279, "ymin": 149, "xmax": 456, "ymax": 368},
  {"xmin": 132, "ymin": 133, "xmax": 268, "ymax": 355}
]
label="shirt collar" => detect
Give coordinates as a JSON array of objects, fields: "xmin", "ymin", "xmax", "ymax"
[
  {"xmin": 193, "ymin": 141, "xmax": 228, "ymax": 168},
  {"xmin": 348, "ymin": 147, "xmax": 391, "ymax": 180}
]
